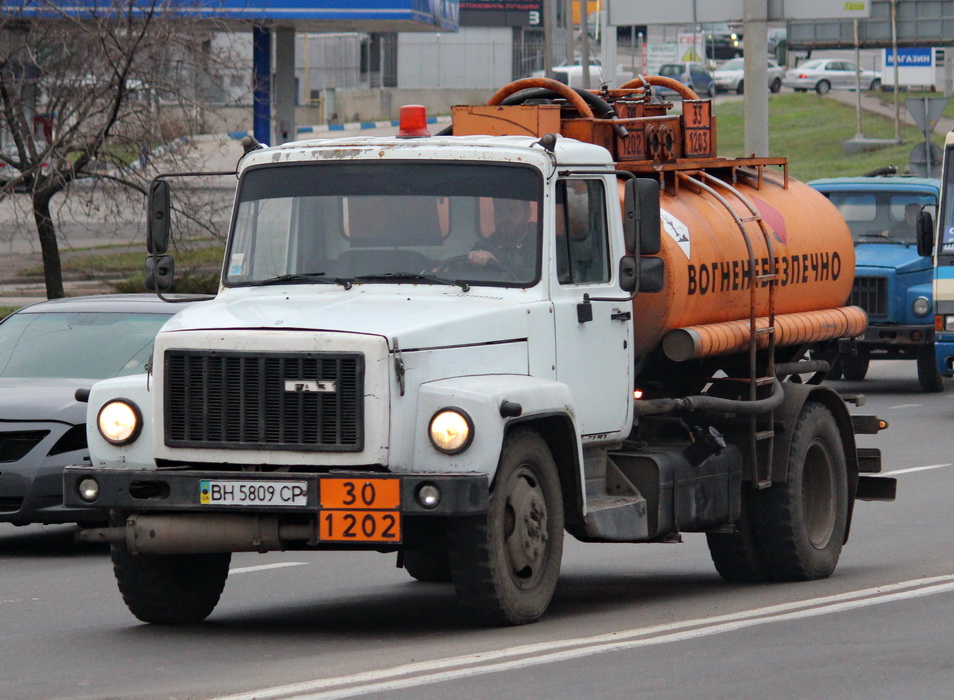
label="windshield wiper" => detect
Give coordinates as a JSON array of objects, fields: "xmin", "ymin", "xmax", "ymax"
[
  {"xmin": 352, "ymin": 272, "xmax": 470, "ymax": 292},
  {"xmin": 257, "ymin": 272, "xmax": 340, "ymax": 286},
  {"xmin": 857, "ymin": 232, "xmax": 908, "ymax": 245}
]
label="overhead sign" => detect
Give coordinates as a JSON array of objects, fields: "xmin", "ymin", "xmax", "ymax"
[
  {"xmin": 607, "ymin": 0, "xmax": 869, "ymax": 25},
  {"xmin": 788, "ymin": 0, "xmax": 953, "ymax": 50},
  {"xmin": 460, "ymin": 0, "xmax": 542, "ymax": 27}
]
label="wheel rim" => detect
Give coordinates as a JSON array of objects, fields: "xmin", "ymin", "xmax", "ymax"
[
  {"xmin": 802, "ymin": 438, "xmax": 837, "ymax": 548},
  {"xmin": 502, "ymin": 464, "xmax": 550, "ymax": 589}
]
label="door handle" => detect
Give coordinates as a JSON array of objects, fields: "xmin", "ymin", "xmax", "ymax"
[{"xmin": 611, "ymin": 311, "xmax": 631, "ymax": 321}]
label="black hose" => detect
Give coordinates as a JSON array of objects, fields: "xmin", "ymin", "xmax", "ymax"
[{"xmin": 635, "ymin": 378, "xmax": 785, "ymax": 417}]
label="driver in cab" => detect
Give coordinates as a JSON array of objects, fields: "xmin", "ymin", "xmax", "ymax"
[{"xmin": 468, "ymin": 199, "xmax": 537, "ymax": 277}]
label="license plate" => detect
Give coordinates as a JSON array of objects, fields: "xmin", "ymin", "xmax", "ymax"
[
  {"xmin": 319, "ymin": 478, "xmax": 401, "ymax": 543},
  {"xmin": 199, "ymin": 480, "xmax": 309, "ymax": 507}
]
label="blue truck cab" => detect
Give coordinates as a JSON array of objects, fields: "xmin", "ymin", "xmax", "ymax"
[{"xmin": 810, "ymin": 174, "xmax": 943, "ymax": 392}]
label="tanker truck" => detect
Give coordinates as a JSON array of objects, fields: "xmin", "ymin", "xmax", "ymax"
[{"xmin": 65, "ymin": 77, "xmax": 895, "ymax": 626}]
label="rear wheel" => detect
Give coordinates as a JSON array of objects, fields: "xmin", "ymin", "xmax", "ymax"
[
  {"xmin": 815, "ymin": 79, "xmax": 831, "ymax": 94},
  {"xmin": 448, "ymin": 429, "xmax": 564, "ymax": 625},
  {"xmin": 918, "ymin": 345, "xmax": 944, "ymax": 393},
  {"xmin": 840, "ymin": 354, "xmax": 869, "ymax": 381},
  {"xmin": 706, "ymin": 492, "xmax": 766, "ymax": 582},
  {"xmin": 751, "ymin": 402, "xmax": 848, "ymax": 581},
  {"xmin": 736, "ymin": 80, "xmax": 744, "ymax": 95},
  {"xmin": 110, "ymin": 513, "xmax": 231, "ymax": 624}
]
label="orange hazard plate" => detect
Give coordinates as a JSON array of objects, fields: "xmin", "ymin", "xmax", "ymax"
[
  {"xmin": 319, "ymin": 478, "xmax": 402, "ymax": 543},
  {"xmin": 319, "ymin": 510, "xmax": 401, "ymax": 542},
  {"xmin": 320, "ymin": 478, "xmax": 401, "ymax": 510}
]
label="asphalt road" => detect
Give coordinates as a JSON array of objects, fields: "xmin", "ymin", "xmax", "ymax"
[{"xmin": 3, "ymin": 359, "xmax": 954, "ymax": 699}]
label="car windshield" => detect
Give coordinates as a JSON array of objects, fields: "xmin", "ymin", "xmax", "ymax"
[
  {"xmin": 0, "ymin": 311, "xmax": 173, "ymax": 379},
  {"xmin": 825, "ymin": 190, "xmax": 935, "ymax": 245},
  {"xmin": 225, "ymin": 161, "xmax": 543, "ymax": 288},
  {"xmin": 720, "ymin": 58, "xmax": 745, "ymax": 71}
]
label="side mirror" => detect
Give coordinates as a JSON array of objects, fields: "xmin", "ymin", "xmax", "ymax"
[
  {"xmin": 144, "ymin": 255, "xmax": 175, "ymax": 292},
  {"xmin": 147, "ymin": 180, "xmax": 171, "ymax": 255},
  {"xmin": 636, "ymin": 178, "xmax": 661, "ymax": 255},
  {"xmin": 619, "ymin": 255, "xmax": 638, "ymax": 292},
  {"xmin": 638, "ymin": 256, "xmax": 665, "ymax": 293},
  {"xmin": 917, "ymin": 209, "xmax": 935, "ymax": 258}
]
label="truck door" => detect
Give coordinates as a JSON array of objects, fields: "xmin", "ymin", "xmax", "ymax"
[{"xmin": 551, "ymin": 177, "xmax": 633, "ymax": 439}]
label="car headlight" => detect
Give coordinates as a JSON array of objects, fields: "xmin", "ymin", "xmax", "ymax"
[
  {"xmin": 97, "ymin": 399, "xmax": 142, "ymax": 445},
  {"xmin": 913, "ymin": 296, "xmax": 932, "ymax": 317},
  {"xmin": 428, "ymin": 408, "xmax": 473, "ymax": 454}
]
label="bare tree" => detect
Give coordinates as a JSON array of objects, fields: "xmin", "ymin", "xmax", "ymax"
[{"xmin": 0, "ymin": 0, "xmax": 240, "ymax": 297}]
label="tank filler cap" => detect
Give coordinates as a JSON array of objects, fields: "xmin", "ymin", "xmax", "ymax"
[{"xmin": 397, "ymin": 104, "xmax": 431, "ymax": 138}]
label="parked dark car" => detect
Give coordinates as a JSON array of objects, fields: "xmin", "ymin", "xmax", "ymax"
[{"xmin": 0, "ymin": 294, "xmax": 199, "ymax": 525}]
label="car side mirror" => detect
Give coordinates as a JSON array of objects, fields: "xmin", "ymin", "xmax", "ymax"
[
  {"xmin": 145, "ymin": 255, "xmax": 175, "ymax": 292},
  {"xmin": 917, "ymin": 209, "xmax": 935, "ymax": 258},
  {"xmin": 147, "ymin": 179, "xmax": 171, "ymax": 255}
]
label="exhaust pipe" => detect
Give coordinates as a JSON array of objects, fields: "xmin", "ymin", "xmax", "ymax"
[{"xmin": 76, "ymin": 514, "xmax": 314, "ymax": 555}]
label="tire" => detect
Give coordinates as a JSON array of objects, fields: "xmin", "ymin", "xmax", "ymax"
[
  {"xmin": 840, "ymin": 354, "xmax": 869, "ymax": 381},
  {"xmin": 736, "ymin": 80, "xmax": 744, "ymax": 95},
  {"xmin": 917, "ymin": 346, "xmax": 944, "ymax": 393},
  {"xmin": 402, "ymin": 548, "xmax": 452, "ymax": 583},
  {"xmin": 707, "ymin": 83, "xmax": 716, "ymax": 98},
  {"xmin": 869, "ymin": 78, "xmax": 882, "ymax": 91},
  {"xmin": 770, "ymin": 77, "xmax": 782, "ymax": 93},
  {"xmin": 448, "ymin": 428, "xmax": 564, "ymax": 626},
  {"xmin": 110, "ymin": 513, "xmax": 231, "ymax": 624},
  {"xmin": 706, "ymin": 492, "xmax": 766, "ymax": 583},
  {"xmin": 751, "ymin": 402, "xmax": 849, "ymax": 581},
  {"xmin": 815, "ymin": 79, "xmax": 831, "ymax": 95}
]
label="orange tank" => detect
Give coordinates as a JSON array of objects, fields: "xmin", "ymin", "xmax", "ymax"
[{"xmin": 627, "ymin": 175, "xmax": 855, "ymax": 358}]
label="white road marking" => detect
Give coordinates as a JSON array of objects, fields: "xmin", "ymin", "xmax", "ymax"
[
  {"xmin": 882, "ymin": 463, "xmax": 953, "ymax": 476},
  {"xmin": 216, "ymin": 574, "xmax": 954, "ymax": 700},
  {"xmin": 887, "ymin": 403, "xmax": 921, "ymax": 409},
  {"xmin": 229, "ymin": 562, "xmax": 307, "ymax": 575}
]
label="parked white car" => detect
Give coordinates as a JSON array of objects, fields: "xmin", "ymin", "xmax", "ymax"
[
  {"xmin": 532, "ymin": 63, "xmax": 635, "ymax": 89},
  {"xmin": 713, "ymin": 57, "xmax": 786, "ymax": 94},
  {"xmin": 783, "ymin": 58, "xmax": 882, "ymax": 94}
]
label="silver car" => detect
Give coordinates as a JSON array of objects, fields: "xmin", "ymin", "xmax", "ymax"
[
  {"xmin": 783, "ymin": 58, "xmax": 882, "ymax": 94},
  {"xmin": 713, "ymin": 57, "xmax": 786, "ymax": 94},
  {"xmin": 0, "ymin": 294, "xmax": 199, "ymax": 525}
]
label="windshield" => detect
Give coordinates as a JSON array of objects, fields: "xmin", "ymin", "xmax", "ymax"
[
  {"xmin": 825, "ymin": 189, "xmax": 936, "ymax": 245},
  {"xmin": 0, "ymin": 311, "xmax": 172, "ymax": 379},
  {"xmin": 225, "ymin": 162, "xmax": 543, "ymax": 288}
]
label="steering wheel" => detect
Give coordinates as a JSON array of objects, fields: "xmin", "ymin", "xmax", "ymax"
[{"xmin": 434, "ymin": 254, "xmax": 517, "ymax": 281}]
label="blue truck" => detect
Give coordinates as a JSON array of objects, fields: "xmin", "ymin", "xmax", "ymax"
[{"xmin": 810, "ymin": 173, "xmax": 943, "ymax": 392}]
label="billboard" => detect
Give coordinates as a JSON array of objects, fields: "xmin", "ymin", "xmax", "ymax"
[
  {"xmin": 460, "ymin": 0, "xmax": 542, "ymax": 27},
  {"xmin": 607, "ymin": 0, "xmax": 870, "ymax": 25}
]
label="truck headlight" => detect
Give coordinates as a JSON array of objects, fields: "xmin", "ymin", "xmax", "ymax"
[
  {"xmin": 97, "ymin": 399, "xmax": 142, "ymax": 445},
  {"xmin": 428, "ymin": 408, "xmax": 473, "ymax": 454},
  {"xmin": 913, "ymin": 296, "xmax": 932, "ymax": 317}
]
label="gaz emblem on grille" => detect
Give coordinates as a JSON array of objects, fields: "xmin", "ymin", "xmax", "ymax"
[{"xmin": 284, "ymin": 380, "xmax": 337, "ymax": 393}]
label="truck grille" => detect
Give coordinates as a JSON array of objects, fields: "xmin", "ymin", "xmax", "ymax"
[
  {"xmin": 849, "ymin": 276, "xmax": 887, "ymax": 318},
  {"xmin": 164, "ymin": 351, "xmax": 364, "ymax": 451}
]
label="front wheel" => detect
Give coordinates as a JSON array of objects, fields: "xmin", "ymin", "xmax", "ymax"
[
  {"xmin": 110, "ymin": 512, "xmax": 230, "ymax": 624},
  {"xmin": 869, "ymin": 78, "xmax": 882, "ymax": 91},
  {"xmin": 918, "ymin": 346, "xmax": 944, "ymax": 393},
  {"xmin": 448, "ymin": 428, "xmax": 564, "ymax": 625},
  {"xmin": 751, "ymin": 402, "xmax": 849, "ymax": 581},
  {"xmin": 736, "ymin": 80, "xmax": 744, "ymax": 95},
  {"xmin": 770, "ymin": 77, "xmax": 782, "ymax": 93},
  {"xmin": 816, "ymin": 79, "xmax": 831, "ymax": 94}
]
